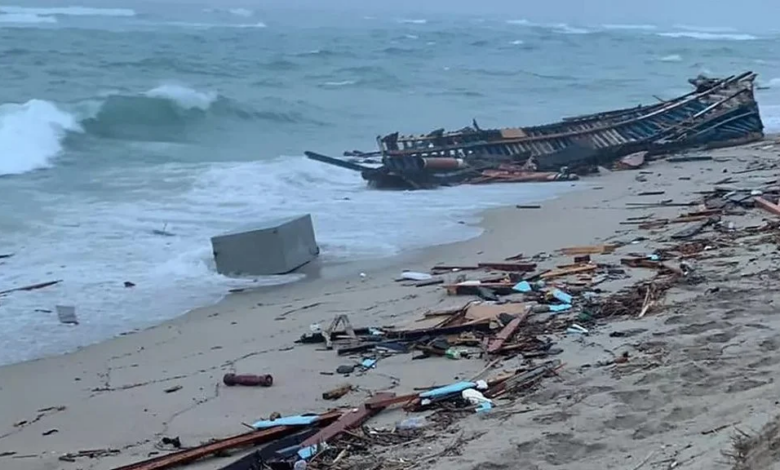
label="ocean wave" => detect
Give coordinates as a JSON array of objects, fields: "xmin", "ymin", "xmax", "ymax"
[
  {"xmin": 0, "ymin": 5, "xmax": 135, "ymax": 17},
  {"xmin": 510, "ymin": 39, "xmax": 524, "ymax": 45},
  {"xmin": 0, "ymin": 100, "xmax": 82, "ymax": 176},
  {"xmin": 507, "ymin": 19, "xmax": 589, "ymax": 34},
  {"xmin": 765, "ymin": 77, "xmax": 780, "ymax": 88},
  {"xmin": 658, "ymin": 31, "xmax": 757, "ymax": 41},
  {"xmin": 321, "ymin": 80, "xmax": 358, "ymax": 88},
  {"xmin": 398, "ymin": 18, "xmax": 426, "ymax": 24},
  {"xmin": 0, "ymin": 12, "xmax": 56, "ymax": 24},
  {"xmin": 333, "ymin": 65, "xmax": 402, "ymax": 89},
  {"xmin": 659, "ymin": 54, "xmax": 683, "ymax": 62},
  {"xmin": 673, "ymin": 24, "xmax": 737, "ymax": 33},
  {"xmin": 165, "ymin": 21, "xmax": 266, "ymax": 29},
  {"xmin": 555, "ymin": 25, "xmax": 590, "ymax": 35},
  {"xmin": 144, "ymin": 84, "xmax": 217, "ymax": 111},
  {"xmin": 0, "ymin": 85, "xmax": 317, "ymax": 154},
  {"xmin": 601, "ymin": 23, "xmax": 657, "ymax": 31},
  {"xmin": 228, "ymin": 8, "xmax": 253, "ymax": 17}
]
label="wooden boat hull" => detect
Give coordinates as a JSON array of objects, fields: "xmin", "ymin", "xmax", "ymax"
[{"xmin": 305, "ymin": 72, "xmax": 764, "ymax": 190}]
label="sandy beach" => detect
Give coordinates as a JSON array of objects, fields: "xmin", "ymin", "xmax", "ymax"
[{"xmin": 3, "ymin": 137, "xmax": 780, "ymax": 470}]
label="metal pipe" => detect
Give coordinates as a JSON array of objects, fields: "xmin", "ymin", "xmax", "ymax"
[{"xmin": 420, "ymin": 157, "xmax": 466, "ymax": 170}]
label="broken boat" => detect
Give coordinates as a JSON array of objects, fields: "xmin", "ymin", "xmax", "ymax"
[{"xmin": 306, "ymin": 71, "xmax": 764, "ymax": 190}]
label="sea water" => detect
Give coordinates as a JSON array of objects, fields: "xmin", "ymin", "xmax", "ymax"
[{"xmin": 2, "ymin": 4, "xmax": 780, "ymax": 365}]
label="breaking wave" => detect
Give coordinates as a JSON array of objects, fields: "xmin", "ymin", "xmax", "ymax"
[
  {"xmin": 601, "ymin": 23, "xmax": 657, "ymax": 31},
  {"xmin": 658, "ymin": 31, "xmax": 757, "ymax": 41},
  {"xmin": 398, "ymin": 18, "xmax": 427, "ymax": 24},
  {"xmin": 79, "ymin": 85, "xmax": 257, "ymax": 140},
  {"xmin": 659, "ymin": 54, "xmax": 683, "ymax": 62},
  {"xmin": 507, "ymin": 19, "xmax": 589, "ymax": 34},
  {"xmin": 144, "ymin": 84, "xmax": 217, "ymax": 111},
  {"xmin": 673, "ymin": 24, "xmax": 737, "ymax": 33},
  {"xmin": 0, "ymin": 12, "xmax": 56, "ymax": 24},
  {"xmin": 228, "ymin": 8, "xmax": 253, "ymax": 17},
  {"xmin": 164, "ymin": 21, "xmax": 266, "ymax": 29},
  {"xmin": 0, "ymin": 5, "xmax": 136, "ymax": 17},
  {"xmin": 1, "ymin": 85, "xmax": 317, "ymax": 174},
  {"xmin": 0, "ymin": 100, "xmax": 82, "ymax": 176}
]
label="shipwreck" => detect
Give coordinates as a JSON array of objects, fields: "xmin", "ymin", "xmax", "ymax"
[{"xmin": 306, "ymin": 71, "xmax": 764, "ymax": 190}]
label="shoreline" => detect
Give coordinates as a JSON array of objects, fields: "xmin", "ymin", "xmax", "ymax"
[
  {"xmin": 0, "ymin": 181, "xmax": 573, "ymax": 368},
  {"xmin": 3, "ymin": 138, "xmax": 780, "ymax": 470}
]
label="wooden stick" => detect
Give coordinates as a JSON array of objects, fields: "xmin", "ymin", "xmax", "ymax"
[{"xmin": 0, "ymin": 280, "xmax": 61, "ymax": 296}]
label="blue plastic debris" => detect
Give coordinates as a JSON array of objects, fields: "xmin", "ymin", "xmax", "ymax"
[
  {"xmin": 361, "ymin": 358, "xmax": 377, "ymax": 369},
  {"xmin": 297, "ymin": 443, "xmax": 327, "ymax": 460},
  {"xmin": 648, "ymin": 254, "xmax": 660, "ymax": 261},
  {"xmin": 476, "ymin": 402, "xmax": 493, "ymax": 413},
  {"xmin": 252, "ymin": 414, "xmax": 319, "ymax": 429},
  {"xmin": 513, "ymin": 281, "xmax": 532, "ymax": 293},
  {"xmin": 551, "ymin": 288, "xmax": 573, "ymax": 304},
  {"xmin": 549, "ymin": 304, "xmax": 572, "ymax": 313},
  {"xmin": 419, "ymin": 381, "xmax": 476, "ymax": 399}
]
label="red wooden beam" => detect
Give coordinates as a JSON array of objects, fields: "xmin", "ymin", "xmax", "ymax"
[
  {"xmin": 487, "ymin": 316, "xmax": 524, "ymax": 354},
  {"xmin": 112, "ymin": 411, "xmax": 341, "ymax": 470}
]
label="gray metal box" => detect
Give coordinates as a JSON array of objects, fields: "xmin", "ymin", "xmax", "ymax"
[{"xmin": 211, "ymin": 214, "xmax": 319, "ymax": 276}]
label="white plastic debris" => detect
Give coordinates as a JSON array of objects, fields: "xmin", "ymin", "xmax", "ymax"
[
  {"xmin": 462, "ymin": 389, "xmax": 493, "ymax": 413},
  {"xmin": 401, "ymin": 271, "xmax": 433, "ymax": 281}
]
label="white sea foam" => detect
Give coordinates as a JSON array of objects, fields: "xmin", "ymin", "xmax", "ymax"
[
  {"xmin": 601, "ymin": 23, "xmax": 657, "ymax": 31},
  {"xmin": 507, "ymin": 19, "xmax": 589, "ymax": 34},
  {"xmin": 228, "ymin": 8, "xmax": 253, "ymax": 17},
  {"xmin": 554, "ymin": 24, "xmax": 589, "ymax": 35},
  {"xmin": 0, "ymin": 100, "xmax": 82, "ymax": 176},
  {"xmin": 658, "ymin": 31, "xmax": 757, "ymax": 41},
  {"xmin": 165, "ymin": 21, "xmax": 266, "ymax": 29},
  {"xmin": 659, "ymin": 54, "xmax": 683, "ymax": 62},
  {"xmin": 398, "ymin": 18, "xmax": 427, "ymax": 24},
  {"xmin": 0, "ymin": 154, "xmax": 570, "ymax": 365},
  {"xmin": 759, "ymin": 101, "xmax": 780, "ymax": 132},
  {"xmin": 0, "ymin": 12, "xmax": 56, "ymax": 23},
  {"xmin": 510, "ymin": 39, "xmax": 524, "ymax": 45},
  {"xmin": 0, "ymin": 5, "xmax": 136, "ymax": 17},
  {"xmin": 673, "ymin": 24, "xmax": 737, "ymax": 33},
  {"xmin": 144, "ymin": 84, "xmax": 218, "ymax": 110},
  {"xmin": 322, "ymin": 80, "xmax": 357, "ymax": 87}
]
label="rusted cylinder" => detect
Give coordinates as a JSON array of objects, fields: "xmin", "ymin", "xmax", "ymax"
[
  {"xmin": 223, "ymin": 373, "xmax": 273, "ymax": 387},
  {"xmin": 420, "ymin": 157, "xmax": 465, "ymax": 170}
]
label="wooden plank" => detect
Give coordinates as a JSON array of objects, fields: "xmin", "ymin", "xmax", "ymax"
[
  {"xmin": 754, "ymin": 197, "xmax": 780, "ymax": 217},
  {"xmin": 558, "ymin": 245, "xmax": 618, "ymax": 255},
  {"xmin": 300, "ymin": 393, "xmax": 396, "ymax": 450},
  {"xmin": 487, "ymin": 315, "xmax": 526, "ymax": 354},
  {"xmin": 477, "ymin": 262, "xmax": 537, "ymax": 272},
  {"xmin": 538, "ymin": 264, "xmax": 598, "ymax": 280}
]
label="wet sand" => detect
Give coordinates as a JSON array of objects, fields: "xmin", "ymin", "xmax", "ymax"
[{"xmin": 2, "ymin": 137, "xmax": 780, "ymax": 470}]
